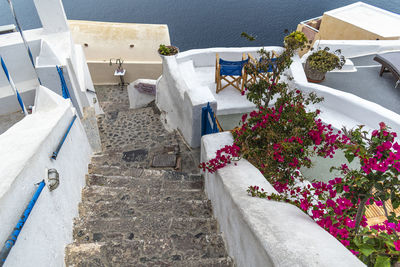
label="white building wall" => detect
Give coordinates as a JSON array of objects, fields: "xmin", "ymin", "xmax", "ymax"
[
  {"xmin": 33, "ymin": 0, "xmax": 69, "ymax": 33},
  {"xmin": 0, "ymin": 86, "xmax": 92, "ymax": 267}
]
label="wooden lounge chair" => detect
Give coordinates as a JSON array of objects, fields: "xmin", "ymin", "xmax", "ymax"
[
  {"xmin": 247, "ymin": 51, "xmax": 279, "ymax": 84},
  {"xmin": 215, "ymin": 53, "xmax": 249, "ymax": 93},
  {"xmin": 373, "ymin": 52, "xmax": 400, "ymax": 88}
]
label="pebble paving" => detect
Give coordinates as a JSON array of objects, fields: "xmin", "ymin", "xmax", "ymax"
[{"xmin": 65, "ymin": 85, "xmax": 233, "ymax": 266}]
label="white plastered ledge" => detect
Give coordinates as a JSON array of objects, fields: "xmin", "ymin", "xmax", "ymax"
[{"xmin": 201, "ymin": 131, "xmax": 365, "ymax": 267}]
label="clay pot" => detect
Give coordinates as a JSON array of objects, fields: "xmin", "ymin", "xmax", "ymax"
[{"xmin": 304, "ymin": 61, "xmax": 326, "ymax": 83}]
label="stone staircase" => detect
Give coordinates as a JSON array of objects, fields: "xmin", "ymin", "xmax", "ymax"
[{"xmin": 65, "ymin": 86, "xmax": 233, "ymax": 266}]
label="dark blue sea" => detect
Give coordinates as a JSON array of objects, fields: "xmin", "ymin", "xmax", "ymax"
[{"xmin": 1, "ymin": 0, "xmax": 399, "ymax": 51}]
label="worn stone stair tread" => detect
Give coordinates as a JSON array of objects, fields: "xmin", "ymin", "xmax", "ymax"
[
  {"xmin": 82, "ymin": 184, "xmax": 205, "ymax": 201},
  {"xmin": 86, "ymin": 173, "xmax": 203, "ymax": 189},
  {"xmin": 78, "ymin": 198, "xmax": 212, "ymax": 219},
  {"xmin": 73, "ymin": 216, "xmax": 218, "ymax": 241},
  {"xmin": 66, "ymin": 241, "xmax": 233, "ymax": 266},
  {"xmin": 66, "ymin": 238, "xmax": 228, "ymax": 265},
  {"xmin": 88, "ymin": 166, "xmax": 202, "ymax": 181}
]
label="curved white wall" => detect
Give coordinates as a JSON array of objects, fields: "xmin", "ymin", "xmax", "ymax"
[
  {"xmin": 0, "ymin": 86, "xmax": 92, "ymax": 267},
  {"xmin": 156, "ymin": 47, "xmax": 283, "ymax": 148},
  {"xmin": 290, "ymin": 52, "xmax": 400, "ymax": 134},
  {"xmin": 201, "ymin": 132, "xmax": 364, "ymax": 267}
]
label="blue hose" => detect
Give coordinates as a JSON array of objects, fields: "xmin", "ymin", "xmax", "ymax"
[
  {"xmin": 0, "ymin": 180, "xmax": 46, "ymax": 266},
  {"xmin": 51, "ymin": 114, "xmax": 77, "ymax": 160}
]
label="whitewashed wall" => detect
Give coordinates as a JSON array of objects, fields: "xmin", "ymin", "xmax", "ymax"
[
  {"xmin": 0, "ymin": 6, "xmax": 102, "ymax": 118},
  {"xmin": 0, "ymin": 40, "xmax": 41, "ymax": 114},
  {"xmin": 156, "ymin": 47, "xmax": 283, "ymax": 148},
  {"xmin": 201, "ymin": 132, "xmax": 365, "ymax": 267},
  {"xmin": 308, "ymin": 40, "xmax": 400, "ymax": 58},
  {"xmin": 0, "ymin": 86, "xmax": 92, "ymax": 267}
]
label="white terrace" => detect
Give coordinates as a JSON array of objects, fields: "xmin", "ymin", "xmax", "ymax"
[{"xmin": 157, "ymin": 40, "xmax": 400, "ymax": 149}]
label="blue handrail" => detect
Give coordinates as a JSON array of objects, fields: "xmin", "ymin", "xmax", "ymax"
[
  {"xmin": 56, "ymin": 66, "xmax": 71, "ymax": 99},
  {"xmin": 0, "ymin": 180, "xmax": 45, "ymax": 266},
  {"xmin": 201, "ymin": 102, "xmax": 220, "ymax": 136},
  {"xmin": 1, "ymin": 57, "xmax": 28, "ymax": 116},
  {"xmin": 5, "ymin": 0, "xmax": 41, "ymax": 85},
  {"xmin": 51, "ymin": 114, "xmax": 77, "ymax": 160}
]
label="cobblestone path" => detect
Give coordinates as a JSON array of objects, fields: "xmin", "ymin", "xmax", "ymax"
[{"xmin": 65, "ymin": 86, "xmax": 233, "ymax": 266}]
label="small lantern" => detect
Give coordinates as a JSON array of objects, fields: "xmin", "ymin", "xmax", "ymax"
[{"xmin": 47, "ymin": 168, "xmax": 60, "ymax": 191}]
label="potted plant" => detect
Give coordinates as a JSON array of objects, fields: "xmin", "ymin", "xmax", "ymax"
[
  {"xmin": 304, "ymin": 47, "xmax": 345, "ymax": 83},
  {"xmin": 158, "ymin": 44, "xmax": 179, "ymax": 57},
  {"xmin": 283, "ymin": 30, "xmax": 309, "ymax": 52}
]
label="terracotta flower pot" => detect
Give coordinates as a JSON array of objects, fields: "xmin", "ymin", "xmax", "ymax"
[{"xmin": 304, "ymin": 61, "xmax": 326, "ymax": 83}]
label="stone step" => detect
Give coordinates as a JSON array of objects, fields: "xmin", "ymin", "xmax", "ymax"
[
  {"xmin": 86, "ymin": 173, "xmax": 203, "ymax": 190},
  {"xmin": 78, "ymin": 197, "xmax": 212, "ymax": 220},
  {"xmin": 65, "ymin": 241, "xmax": 233, "ymax": 266},
  {"xmin": 88, "ymin": 166, "xmax": 202, "ymax": 182},
  {"xmin": 81, "ymin": 185, "xmax": 206, "ymax": 204},
  {"xmin": 73, "ymin": 216, "xmax": 218, "ymax": 242}
]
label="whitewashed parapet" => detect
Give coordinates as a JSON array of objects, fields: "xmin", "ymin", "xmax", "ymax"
[
  {"xmin": 156, "ymin": 55, "xmax": 217, "ymax": 148},
  {"xmin": 0, "ymin": 86, "xmax": 92, "ymax": 267},
  {"xmin": 288, "ymin": 55, "xmax": 400, "ymax": 134},
  {"xmin": 310, "ymin": 40, "xmax": 400, "ymax": 58},
  {"xmin": 201, "ymin": 132, "xmax": 364, "ymax": 267},
  {"xmin": 156, "ymin": 46, "xmax": 285, "ymax": 148}
]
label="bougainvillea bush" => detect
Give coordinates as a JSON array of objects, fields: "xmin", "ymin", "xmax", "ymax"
[{"xmin": 200, "ymin": 31, "xmax": 400, "ymax": 267}]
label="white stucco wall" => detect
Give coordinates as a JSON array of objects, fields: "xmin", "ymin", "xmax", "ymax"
[
  {"xmin": 33, "ymin": 0, "xmax": 69, "ymax": 34},
  {"xmin": 201, "ymin": 132, "xmax": 364, "ymax": 267},
  {"xmin": 290, "ymin": 52, "xmax": 400, "ymax": 134},
  {"xmin": 156, "ymin": 55, "xmax": 217, "ymax": 148},
  {"xmin": 156, "ymin": 47, "xmax": 283, "ymax": 148},
  {"xmin": 0, "ymin": 86, "xmax": 92, "ymax": 267},
  {"xmin": 0, "ymin": 0, "xmax": 101, "ymax": 118},
  {"xmin": 308, "ymin": 40, "xmax": 400, "ymax": 58}
]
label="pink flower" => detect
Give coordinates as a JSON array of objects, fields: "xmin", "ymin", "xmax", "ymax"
[
  {"xmin": 379, "ymin": 122, "xmax": 386, "ymax": 130},
  {"xmin": 394, "ymin": 240, "xmax": 400, "ymax": 251},
  {"xmin": 341, "ymin": 239, "xmax": 350, "ymax": 246},
  {"xmin": 343, "ymin": 185, "xmax": 350, "ymax": 192},
  {"xmin": 350, "ymin": 250, "xmax": 360, "ymax": 256},
  {"xmin": 393, "ymin": 142, "xmax": 400, "ymax": 152}
]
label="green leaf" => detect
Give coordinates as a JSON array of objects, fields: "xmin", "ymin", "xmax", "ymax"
[
  {"xmin": 344, "ymin": 151, "xmax": 355, "ymax": 163},
  {"xmin": 374, "ymin": 256, "xmax": 391, "ymax": 267},
  {"xmin": 359, "ymin": 245, "xmax": 375, "ymax": 257},
  {"xmin": 393, "ymin": 200, "xmax": 400, "ymax": 209}
]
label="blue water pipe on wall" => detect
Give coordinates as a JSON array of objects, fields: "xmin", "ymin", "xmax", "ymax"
[
  {"xmin": 51, "ymin": 114, "xmax": 77, "ymax": 160},
  {"xmin": 0, "ymin": 57, "xmax": 28, "ymax": 116},
  {"xmin": 56, "ymin": 66, "xmax": 71, "ymax": 99},
  {"xmin": 0, "ymin": 180, "xmax": 46, "ymax": 266}
]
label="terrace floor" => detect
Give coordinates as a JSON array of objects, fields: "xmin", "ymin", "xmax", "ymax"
[
  {"xmin": 322, "ymin": 54, "xmax": 400, "ymax": 114},
  {"xmin": 0, "ymin": 111, "xmax": 24, "ymax": 135}
]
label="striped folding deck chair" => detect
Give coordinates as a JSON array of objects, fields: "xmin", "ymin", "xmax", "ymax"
[
  {"xmin": 248, "ymin": 51, "xmax": 279, "ymax": 83},
  {"xmin": 215, "ymin": 53, "xmax": 249, "ymax": 93}
]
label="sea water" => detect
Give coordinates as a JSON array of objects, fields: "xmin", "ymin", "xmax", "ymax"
[{"xmin": 0, "ymin": 0, "xmax": 399, "ymax": 51}]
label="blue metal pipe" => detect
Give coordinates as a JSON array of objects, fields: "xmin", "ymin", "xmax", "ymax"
[
  {"xmin": 0, "ymin": 180, "xmax": 45, "ymax": 266},
  {"xmin": 51, "ymin": 114, "xmax": 77, "ymax": 160},
  {"xmin": 0, "ymin": 56, "xmax": 28, "ymax": 116},
  {"xmin": 6, "ymin": 0, "xmax": 41, "ymax": 85},
  {"xmin": 56, "ymin": 66, "xmax": 71, "ymax": 99}
]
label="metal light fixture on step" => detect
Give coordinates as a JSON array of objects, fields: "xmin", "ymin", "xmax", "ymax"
[{"xmin": 47, "ymin": 168, "xmax": 60, "ymax": 191}]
